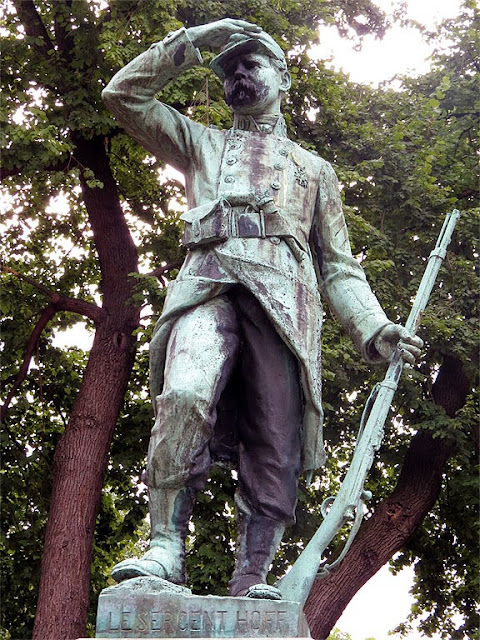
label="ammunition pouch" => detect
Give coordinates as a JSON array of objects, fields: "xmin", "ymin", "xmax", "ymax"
[{"xmin": 180, "ymin": 199, "xmax": 230, "ymax": 249}]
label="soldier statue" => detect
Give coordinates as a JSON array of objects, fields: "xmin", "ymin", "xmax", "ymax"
[{"xmin": 102, "ymin": 19, "xmax": 422, "ymax": 600}]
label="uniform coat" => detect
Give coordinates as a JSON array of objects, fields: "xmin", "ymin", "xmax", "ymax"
[{"xmin": 103, "ymin": 28, "xmax": 391, "ymax": 473}]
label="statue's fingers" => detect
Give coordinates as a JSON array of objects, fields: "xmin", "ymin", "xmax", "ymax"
[
  {"xmin": 401, "ymin": 340, "xmax": 420, "ymax": 352},
  {"xmin": 226, "ymin": 19, "xmax": 262, "ymax": 32},
  {"xmin": 399, "ymin": 347, "xmax": 416, "ymax": 365},
  {"xmin": 398, "ymin": 341, "xmax": 422, "ymax": 363},
  {"xmin": 396, "ymin": 327, "xmax": 424, "ymax": 349},
  {"xmin": 410, "ymin": 335, "xmax": 424, "ymax": 349}
]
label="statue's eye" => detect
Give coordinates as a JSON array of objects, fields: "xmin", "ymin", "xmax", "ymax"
[{"xmin": 224, "ymin": 62, "xmax": 236, "ymax": 76}]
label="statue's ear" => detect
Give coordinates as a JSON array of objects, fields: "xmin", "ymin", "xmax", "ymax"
[{"xmin": 280, "ymin": 71, "xmax": 292, "ymax": 92}]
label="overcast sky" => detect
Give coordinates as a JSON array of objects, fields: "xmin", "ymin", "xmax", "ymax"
[{"xmin": 312, "ymin": 0, "xmax": 463, "ymax": 86}]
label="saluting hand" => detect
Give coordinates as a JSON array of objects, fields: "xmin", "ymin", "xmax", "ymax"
[{"xmin": 187, "ymin": 18, "xmax": 262, "ymax": 50}]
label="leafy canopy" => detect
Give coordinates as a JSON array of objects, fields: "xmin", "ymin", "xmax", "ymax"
[{"xmin": 1, "ymin": 1, "xmax": 478, "ymax": 638}]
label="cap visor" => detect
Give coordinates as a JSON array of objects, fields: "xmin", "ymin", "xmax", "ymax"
[{"xmin": 210, "ymin": 39, "xmax": 269, "ymax": 80}]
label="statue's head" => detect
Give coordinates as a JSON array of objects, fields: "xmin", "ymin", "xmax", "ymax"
[{"xmin": 210, "ymin": 31, "xmax": 291, "ymax": 115}]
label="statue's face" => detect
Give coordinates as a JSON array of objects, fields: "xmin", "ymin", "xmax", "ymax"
[{"xmin": 223, "ymin": 53, "xmax": 285, "ymax": 115}]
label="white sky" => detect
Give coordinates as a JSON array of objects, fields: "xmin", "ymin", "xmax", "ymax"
[
  {"xmin": 322, "ymin": 1, "xmax": 463, "ymax": 638},
  {"xmin": 312, "ymin": 0, "xmax": 463, "ymax": 85}
]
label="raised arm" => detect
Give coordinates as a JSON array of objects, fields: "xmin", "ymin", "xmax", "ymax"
[
  {"xmin": 102, "ymin": 19, "xmax": 261, "ymax": 172},
  {"xmin": 187, "ymin": 19, "xmax": 262, "ymax": 49}
]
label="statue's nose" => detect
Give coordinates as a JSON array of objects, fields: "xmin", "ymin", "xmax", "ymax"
[{"xmin": 234, "ymin": 62, "xmax": 248, "ymax": 78}]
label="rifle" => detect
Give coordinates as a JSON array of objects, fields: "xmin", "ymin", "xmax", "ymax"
[{"xmin": 276, "ymin": 209, "xmax": 460, "ymax": 606}]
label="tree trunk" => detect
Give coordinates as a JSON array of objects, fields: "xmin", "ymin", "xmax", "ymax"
[
  {"xmin": 305, "ymin": 354, "xmax": 470, "ymax": 639},
  {"xmin": 33, "ymin": 137, "xmax": 140, "ymax": 640}
]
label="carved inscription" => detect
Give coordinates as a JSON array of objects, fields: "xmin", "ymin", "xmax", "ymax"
[
  {"xmin": 235, "ymin": 609, "xmax": 288, "ymax": 634},
  {"xmin": 100, "ymin": 605, "xmax": 290, "ymax": 635}
]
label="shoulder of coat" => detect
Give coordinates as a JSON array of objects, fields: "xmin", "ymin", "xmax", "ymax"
[{"xmin": 289, "ymin": 139, "xmax": 326, "ymax": 164}]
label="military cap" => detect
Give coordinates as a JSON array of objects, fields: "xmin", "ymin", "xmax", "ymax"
[{"xmin": 210, "ymin": 31, "xmax": 286, "ymax": 80}]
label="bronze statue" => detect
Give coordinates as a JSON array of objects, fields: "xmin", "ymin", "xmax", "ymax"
[{"xmin": 102, "ymin": 19, "xmax": 422, "ymax": 600}]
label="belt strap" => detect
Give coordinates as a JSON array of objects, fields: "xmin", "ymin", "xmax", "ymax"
[
  {"xmin": 229, "ymin": 205, "xmax": 306, "ymax": 262},
  {"xmin": 229, "ymin": 205, "xmax": 293, "ymax": 239},
  {"xmin": 181, "ymin": 198, "xmax": 307, "ymax": 261}
]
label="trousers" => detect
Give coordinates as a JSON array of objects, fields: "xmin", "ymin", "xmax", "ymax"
[{"xmin": 147, "ymin": 286, "xmax": 303, "ymax": 523}]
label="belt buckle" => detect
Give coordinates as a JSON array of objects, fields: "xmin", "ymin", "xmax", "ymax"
[{"xmin": 244, "ymin": 204, "xmax": 266, "ymax": 238}]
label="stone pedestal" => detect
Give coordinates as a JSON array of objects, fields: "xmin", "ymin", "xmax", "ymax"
[{"xmin": 95, "ymin": 578, "xmax": 309, "ymax": 638}]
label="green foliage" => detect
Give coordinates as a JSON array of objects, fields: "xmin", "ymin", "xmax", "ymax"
[
  {"xmin": 327, "ymin": 630, "xmax": 353, "ymax": 640},
  {"xmin": 1, "ymin": 1, "xmax": 478, "ymax": 638}
]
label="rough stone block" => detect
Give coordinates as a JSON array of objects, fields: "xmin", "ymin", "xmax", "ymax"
[{"xmin": 95, "ymin": 578, "xmax": 310, "ymax": 638}]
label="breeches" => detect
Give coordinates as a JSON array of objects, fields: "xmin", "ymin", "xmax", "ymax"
[{"xmin": 147, "ymin": 286, "xmax": 303, "ymax": 523}]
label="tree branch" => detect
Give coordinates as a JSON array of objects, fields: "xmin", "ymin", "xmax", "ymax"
[
  {"xmin": 53, "ymin": 0, "xmax": 74, "ymax": 63},
  {"xmin": 12, "ymin": 0, "xmax": 54, "ymax": 58},
  {"xmin": 456, "ymin": 189, "xmax": 480, "ymax": 200},
  {"xmin": 1, "ymin": 303, "xmax": 57, "ymax": 422},
  {"xmin": 2, "ymin": 267, "xmax": 105, "ymax": 324},
  {"xmin": 1, "ymin": 267, "xmax": 108, "ymax": 420},
  {"xmin": 441, "ymin": 111, "xmax": 480, "ymax": 119},
  {"xmin": 149, "ymin": 260, "xmax": 184, "ymax": 287},
  {"xmin": 0, "ymin": 158, "xmax": 72, "ymax": 181},
  {"xmin": 56, "ymin": 296, "xmax": 105, "ymax": 323},
  {"xmin": 3, "ymin": 266, "xmax": 52, "ymax": 296}
]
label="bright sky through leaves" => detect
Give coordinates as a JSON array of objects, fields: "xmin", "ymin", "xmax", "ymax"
[{"xmin": 312, "ymin": 0, "xmax": 463, "ymax": 86}]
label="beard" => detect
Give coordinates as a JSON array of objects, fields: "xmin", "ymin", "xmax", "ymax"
[{"xmin": 224, "ymin": 78, "xmax": 259, "ymax": 108}]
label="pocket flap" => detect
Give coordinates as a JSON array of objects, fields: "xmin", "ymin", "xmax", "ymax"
[{"xmin": 180, "ymin": 199, "xmax": 223, "ymax": 223}]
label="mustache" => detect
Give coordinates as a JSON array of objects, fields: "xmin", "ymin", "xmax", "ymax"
[{"xmin": 225, "ymin": 78, "xmax": 258, "ymax": 105}]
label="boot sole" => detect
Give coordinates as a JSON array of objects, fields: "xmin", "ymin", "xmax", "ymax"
[{"xmin": 112, "ymin": 558, "xmax": 168, "ymax": 583}]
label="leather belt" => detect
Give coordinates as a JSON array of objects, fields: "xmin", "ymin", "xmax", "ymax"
[
  {"xmin": 180, "ymin": 198, "xmax": 307, "ymax": 262},
  {"xmin": 229, "ymin": 205, "xmax": 292, "ymax": 239}
]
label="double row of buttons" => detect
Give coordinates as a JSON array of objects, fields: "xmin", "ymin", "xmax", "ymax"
[
  {"xmin": 221, "ymin": 133, "xmax": 291, "ymax": 194},
  {"xmin": 223, "ymin": 166, "xmax": 289, "ymax": 192}
]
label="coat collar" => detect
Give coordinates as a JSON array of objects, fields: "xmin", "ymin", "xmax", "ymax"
[{"xmin": 232, "ymin": 113, "xmax": 287, "ymax": 137}]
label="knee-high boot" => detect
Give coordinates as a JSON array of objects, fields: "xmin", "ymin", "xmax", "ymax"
[
  {"xmin": 112, "ymin": 485, "xmax": 195, "ymax": 584},
  {"xmin": 229, "ymin": 506, "xmax": 285, "ymax": 598}
]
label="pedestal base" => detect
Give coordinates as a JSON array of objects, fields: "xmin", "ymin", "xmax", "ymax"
[{"xmin": 95, "ymin": 577, "xmax": 309, "ymax": 638}]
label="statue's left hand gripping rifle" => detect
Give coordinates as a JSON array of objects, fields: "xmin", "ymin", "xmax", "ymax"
[{"xmin": 276, "ymin": 209, "xmax": 460, "ymax": 606}]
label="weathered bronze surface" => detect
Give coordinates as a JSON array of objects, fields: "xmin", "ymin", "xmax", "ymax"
[{"xmin": 101, "ymin": 19, "xmax": 422, "ymax": 607}]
